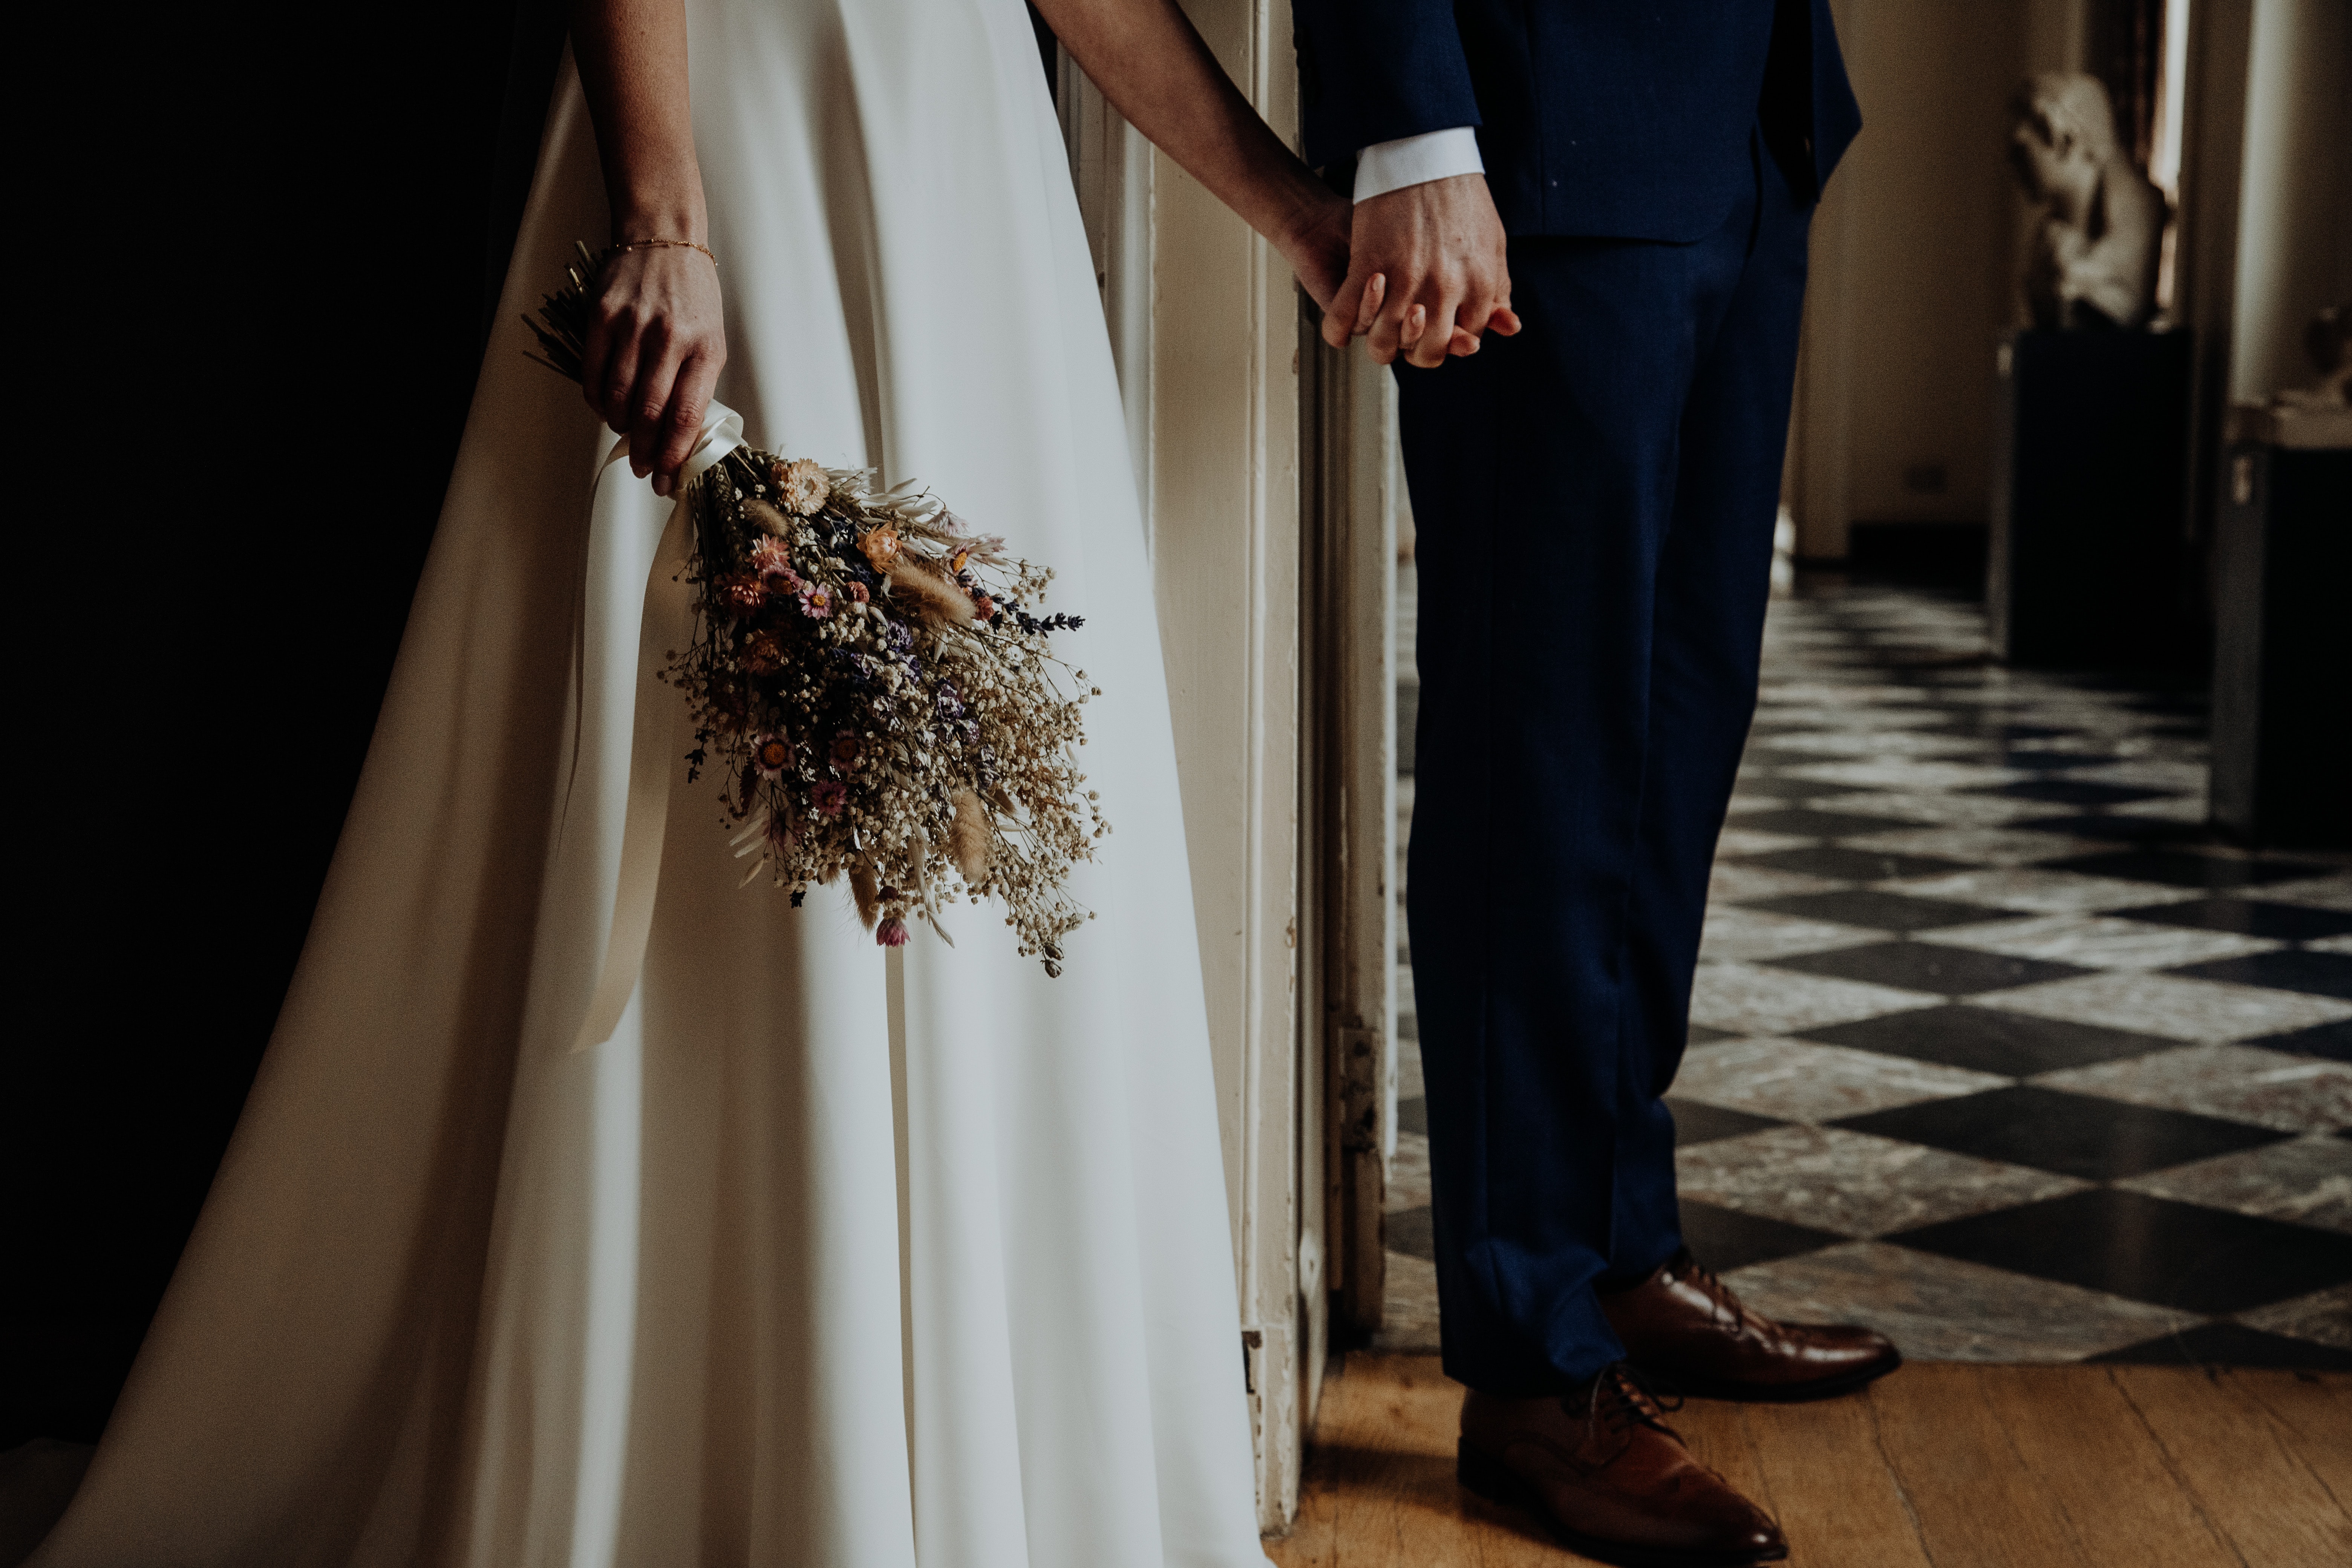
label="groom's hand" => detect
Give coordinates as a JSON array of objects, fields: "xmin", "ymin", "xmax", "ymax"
[{"xmin": 1324, "ymin": 173, "xmax": 1519, "ymax": 369}]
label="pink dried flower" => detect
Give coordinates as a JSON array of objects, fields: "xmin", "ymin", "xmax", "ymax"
[
  {"xmin": 973, "ymin": 594, "xmax": 995, "ymax": 621},
  {"xmin": 799, "ymin": 583, "xmax": 835, "ymax": 619},
  {"xmin": 876, "ymin": 917, "xmax": 910, "ymax": 947},
  {"xmin": 811, "ymin": 779, "xmax": 848, "ymax": 815},
  {"xmin": 846, "ymin": 580, "xmax": 870, "ymax": 605},
  {"xmin": 750, "ymin": 538, "xmax": 804, "ymax": 596},
  {"xmin": 753, "ymin": 733, "xmax": 791, "ymax": 779},
  {"xmin": 830, "ymin": 730, "xmax": 862, "ymax": 770}
]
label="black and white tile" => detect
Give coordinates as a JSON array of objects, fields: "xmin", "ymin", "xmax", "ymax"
[
  {"xmin": 1377, "ymin": 572, "xmax": 2352, "ymax": 1369},
  {"xmin": 1703, "ymin": 583, "xmax": 2352, "ymax": 1367}
]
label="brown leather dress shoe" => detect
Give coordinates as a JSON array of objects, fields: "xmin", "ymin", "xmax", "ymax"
[
  {"xmin": 1601, "ymin": 1248, "xmax": 1900, "ymax": 1402},
  {"xmin": 1458, "ymin": 1367, "xmax": 1787, "ymax": 1568}
]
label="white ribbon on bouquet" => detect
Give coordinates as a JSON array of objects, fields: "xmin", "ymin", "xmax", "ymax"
[{"xmin": 569, "ymin": 400, "xmax": 744, "ymax": 1053}]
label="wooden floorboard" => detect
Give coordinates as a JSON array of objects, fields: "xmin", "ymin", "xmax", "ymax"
[
  {"xmin": 2107, "ymin": 1364, "xmax": 2352, "ymax": 1568},
  {"xmin": 1733, "ymin": 1395, "xmax": 1933, "ymax": 1568},
  {"xmin": 1977, "ymin": 1364, "xmax": 2234, "ymax": 1568},
  {"xmin": 2240, "ymin": 1370, "xmax": 2352, "ymax": 1506},
  {"xmin": 1269, "ymin": 1354, "xmax": 2350, "ymax": 1568},
  {"xmin": 1867, "ymin": 1364, "xmax": 2089, "ymax": 1568}
]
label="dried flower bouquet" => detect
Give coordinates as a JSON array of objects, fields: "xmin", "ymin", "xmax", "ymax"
[{"xmin": 529, "ymin": 244, "xmax": 1104, "ymax": 972}]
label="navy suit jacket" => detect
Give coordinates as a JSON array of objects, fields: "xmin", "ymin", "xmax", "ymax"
[{"xmin": 1293, "ymin": 0, "xmax": 1862, "ymax": 241}]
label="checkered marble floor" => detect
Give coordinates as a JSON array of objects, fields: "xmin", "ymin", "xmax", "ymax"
[{"xmin": 1377, "ymin": 572, "xmax": 2352, "ymax": 1370}]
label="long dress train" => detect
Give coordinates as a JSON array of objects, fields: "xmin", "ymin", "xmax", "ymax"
[{"xmin": 33, "ymin": 3, "xmax": 1262, "ymax": 1563}]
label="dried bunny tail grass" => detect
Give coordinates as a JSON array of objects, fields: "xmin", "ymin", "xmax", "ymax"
[
  {"xmin": 886, "ymin": 558, "xmax": 978, "ymax": 626},
  {"xmin": 741, "ymin": 497, "xmax": 793, "ymax": 537},
  {"xmin": 949, "ymin": 789, "xmax": 992, "ymax": 883},
  {"xmin": 848, "ymin": 860, "xmax": 881, "ymax": 929}
]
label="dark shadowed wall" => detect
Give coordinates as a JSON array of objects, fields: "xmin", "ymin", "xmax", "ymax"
[{"xmin": 6, "ymin": 3, "xmax": 555, "ymax": 1446}]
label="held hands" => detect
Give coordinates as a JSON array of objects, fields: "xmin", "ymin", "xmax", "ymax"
[
  {"xmin": 1322, "ymin": 174, "xmax": 1519, "ymax": 368},
  {"xmin": 1272, "ymin": 187, "xmax": 1355, "ymax": 318},
  {"xmin": 578, "ymin": 244, "xmax": 729, "ymax": 498}
]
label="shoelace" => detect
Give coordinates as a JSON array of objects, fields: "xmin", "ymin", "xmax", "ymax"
[
  {"xmin": 1675, "ymin": 1253, "xmax": 1774, "ymax": 1340},
  {"xmin": 1583, "ymin": 1362, "xmax": 1687, "ymax": 1443}
]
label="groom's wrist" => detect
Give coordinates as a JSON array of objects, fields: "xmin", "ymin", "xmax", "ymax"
[{"xmin": 1352, "ymin": 128, "xmax": 1484, "ymax": 204}]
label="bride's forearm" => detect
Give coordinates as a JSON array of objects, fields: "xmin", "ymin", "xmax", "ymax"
[
  {"xmin": 1030, "ymin": 0, "xmax": 1335, "ymax": 253},
  {"xmin": 570, "ymin": 0, "xmax": 709, "ymax": 242},
  {"xmin": 565, "ymin": 0, "xmax": 726, "ymax": 497}
]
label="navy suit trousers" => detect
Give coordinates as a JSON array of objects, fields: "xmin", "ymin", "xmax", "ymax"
[{"xmin": 1397, "ymin": 133, "xmax": 1812, "ymax": 1395}]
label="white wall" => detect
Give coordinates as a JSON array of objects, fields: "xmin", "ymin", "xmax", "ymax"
[
  {"xmin": 2229, "ymin": 0, "xmax": 2352, "ymax": 402},
  {"xmin": 1793, "ymin": 0, "xmax": 2034, "ymax": 557},
  {"xmin": 2026, "ymin": 0, "xmax": 2090, "ymax": 75},
  {"xmin": 1788, "ymin": 0, "xmax": 2340, "ymax": 558}
]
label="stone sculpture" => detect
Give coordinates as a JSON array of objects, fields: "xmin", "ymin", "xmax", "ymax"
[
  {"xmin": 2280, "ymin": 302, "xmax": 2352, "ymax": 409},
  {"xmin": 2008, "ymin": 72, "xmax": 2166, "ymax": 330},
  {"xmin": 2233, "ymin": 302, "xmax": 2352, "ymax": 450}
]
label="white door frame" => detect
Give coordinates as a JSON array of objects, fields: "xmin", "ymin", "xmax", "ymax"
[{"xmin": 1302, "ymin": 328, "xmax": 1402, "ymax": 1346}]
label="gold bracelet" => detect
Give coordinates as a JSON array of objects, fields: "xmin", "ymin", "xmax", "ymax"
[{"xmin": 609, "ymin": 237, "xmax": 718, "ymax": 266}]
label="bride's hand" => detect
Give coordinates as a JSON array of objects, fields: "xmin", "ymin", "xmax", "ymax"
[
  {"xmin": 579, "ymin": 244, "xmax": 729, "ymax": 499},
  {"xmin": 1275, "ymin": 191, "xmax": 1354, "ymax": 317}
]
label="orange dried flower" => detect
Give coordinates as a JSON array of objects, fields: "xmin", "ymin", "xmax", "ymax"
[
  {"xmin": 715, "ymin": 572, "xmax": 766, "ymax": 618},
  {"xmin": 741, "ymin": 631, "xmax": 784, "ymax": 675}
]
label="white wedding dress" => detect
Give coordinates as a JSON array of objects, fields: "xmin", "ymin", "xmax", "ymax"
[{"xmin": 32, "ymin": 3, "xmax": 1262, "ymax": 1564}]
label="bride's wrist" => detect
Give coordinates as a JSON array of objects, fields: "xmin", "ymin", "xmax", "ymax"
[
  {"xmin": 609, "ymin": 187, "xmax": 709, "ymax": 248},
  {"xmin": 1266, "ymin": 181, "xmax": 1347, "ymax": 259}
]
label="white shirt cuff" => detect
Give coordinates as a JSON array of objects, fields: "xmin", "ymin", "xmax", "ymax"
[{"xmin": 1352, "ymin": 127, "xmax": 1485, "ymax": 203}]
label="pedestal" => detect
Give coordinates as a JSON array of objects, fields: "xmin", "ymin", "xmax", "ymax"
[
  {"xmin": 1987, "ymin": 328, "xmax": 2193, "ymax": 667},
  {"xmin": 2209, "ymin": 409, "xmax": 2352, "ymax": 848}
]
